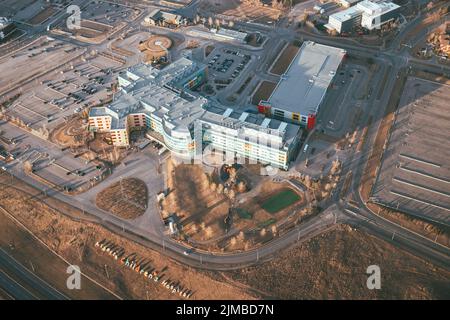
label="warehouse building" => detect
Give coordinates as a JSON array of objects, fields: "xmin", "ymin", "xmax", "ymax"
[
  {"xmin": 89, "ymin": 57, "xmax": 301, "ymax": 170},
  {"xmin": 258, "ymin": 41, "xmax": 346, "ymax": 130}
]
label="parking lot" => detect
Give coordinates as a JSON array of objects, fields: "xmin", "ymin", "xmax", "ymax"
[
  {"xmin": 206, "ymin": 48, "xmax": 252, "ymax": 92},
  {"xmin": 82, "ymin": 1, "xmax": 140, "ymax": 25},
  {"xmin": 0, "ymin": 120, "xmax": 101, "ymax": 192},
  {"xmin": 371, "ymin": 77, "xmax": 450, "ymax": 225},
  {"xmin": 5, "ymin": 42, "xmax": 122, "ymax": 131}
]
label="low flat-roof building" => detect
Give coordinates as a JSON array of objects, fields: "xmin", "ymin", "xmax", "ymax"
[
  {"xmin": 258, "ymin": 41, "xmax": 346, "ymax": 130},
  {"xmin": 211, "ymin": 28, "xmax": 248, "ymax": 43},
  {"xmin": 144, "ymin": 9, "xmax": 183, "ymax": 27}
]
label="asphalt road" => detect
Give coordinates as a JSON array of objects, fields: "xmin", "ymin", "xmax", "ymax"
[{"xmin": 0, "ymin": 248, "xmax": 68, "ymax": 300}]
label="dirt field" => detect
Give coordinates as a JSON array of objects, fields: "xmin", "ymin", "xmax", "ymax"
[
  {"xmin": 222, "ymin": 225, "xmax": 450, "ymax": 299},
  {"xmin": 205, "ymin": 45, "xmax": 215, "ymax": 58},
  {"xmin": 96, "ymin": 178, "xmax": 148, "ymax": 219},
  {"xmin": 1, "ymin": 170, "xmax": 448, "ymax": 299},
  {"xmin": 0, "ymin": 209, "xmax": 117, "ymax": 299},
  {"xmin": 0, "ymin": 173, "xmax": 254, "ymax": 300},
  {"xmin": 270, "ymin": 43, "xmax": 300, "ymax": 75},
  {"xmin": 163, "ymin": 162, "xmax": 307, "ymax": 252},
  {"xmin": 163, "ymin": 162, "xmax": 231, "ymax": 243},
  {"xmin": 49, "ymin": 117, "xmax": 90, "ymax": 147},
  {"xmin": 199, "ymin": 0, "xmax": 282, "ymax": 23},
  {"xmin": 251, "ymin": 81, "xmax": 277, "ymax": 105}
]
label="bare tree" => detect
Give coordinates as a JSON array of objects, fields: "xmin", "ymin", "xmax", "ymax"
[
  {"xmin": 23, "ymin": 160, "xmax": 33, "ymax": 173},
  {"xmin": 260, "ymin": 228, "xmax": 266, "ymax": 237}
]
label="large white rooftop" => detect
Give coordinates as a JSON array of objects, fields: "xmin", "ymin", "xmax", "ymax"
[
  {"xmin": 357, "ymin": 0, "xmax": 400, "ymax": 16},
  {"xmin": 268, "ymin": 41, "xmax": 346, "ymax": 116},
  {"xmin": 329, "ymin": 5, "xmax": 363, "ymax": 23}
]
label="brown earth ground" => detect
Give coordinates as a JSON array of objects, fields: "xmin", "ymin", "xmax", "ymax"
[
  {"xmin": 252, "ymin": 81, "xmax": 277, "ymax": 105},
  {"xmin": 199, "ymin": 0, "xmax": 282, "ymax": 23},
  {"xmin": 162, "ymin": 162, "xmax": 306, "ymax": 252},
  {"xmin": 0, "ymin": 173, "xmax": 448, "ymax": 299},
  {"xmin": 96, "ymin": 178, "xmax": 148, "ymax": 219},
  {"xmin": 0, "ymin": 208, "xmax": 117, "ymax": 300},
  {"xmin": 0, "ymin": 173, "xmax": 254, "ymax": 300},
  {"xmin": 221, "ymin": 225, "xmax": 450, "ymax": 299},
  {"xmin": 49, "ymin": 117, "xmax": 90, "ymax": 147},
  {"xmin": 205, "ymin": 45, "xmax": 215, "ymax": 58},
  {"xmin": 270, "ymin": 43, "xmax": 300, "ymax": 75}
]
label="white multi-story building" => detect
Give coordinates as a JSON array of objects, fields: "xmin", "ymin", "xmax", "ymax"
[
  {"xmin": 357, "ymin": 0, "xmax": 400, "ymax": 30},
  {"xmin": 89, "ymin": 57, "xmax": 302, "ymax": 170},
  {"xmin": 326, "ymin": 0, "xmax": 400, "ymax": 33},
  {"xmin": 325, "ymin": 6, "xmax": 363, "ymax": 34}
]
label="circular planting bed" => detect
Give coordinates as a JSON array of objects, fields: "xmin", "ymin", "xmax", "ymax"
[
  {"xmin": 96, "ymin": 178, "xmax": 148, "ymax": 220},
  {"xmin": 140, "ymin": 35, "xmax": 172, "ymax": 61}
]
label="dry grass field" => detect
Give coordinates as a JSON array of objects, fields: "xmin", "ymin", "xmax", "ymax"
[{"xmin": 223, "ymin": 225, "xmax": 450, "ymax": 299}]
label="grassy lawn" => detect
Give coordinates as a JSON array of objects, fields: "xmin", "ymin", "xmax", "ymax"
[
  {"xmin": 236, "ymin": 208, "xmax": 253, "ymax": 220},
  {"xmin": 261, "ymin": 189, "xmax": 300, "ymax": 214}
]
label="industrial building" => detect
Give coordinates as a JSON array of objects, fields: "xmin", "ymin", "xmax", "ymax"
[
  {"xmin": 258, "ymin": 41, "xmax": 346, "ymax": 130},
  {"xmin": 89, "ymin": 57, "xmax": 301, "ymax": 170},
  {"xmin": 325, "ymin": 0, "xmax": 400, "ymax": 33}
]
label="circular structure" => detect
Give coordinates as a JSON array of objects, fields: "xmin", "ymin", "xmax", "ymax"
[{"xmin": 141, "ymin": 35, "xmax": 172, "ymax": 61}]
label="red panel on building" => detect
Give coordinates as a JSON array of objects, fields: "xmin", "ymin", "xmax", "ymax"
[
  {"xmin": 307, "ymin": 114, "xmax": 316, "ymax": 130},
  {"xmin": 257, "ymin": 100, "xmax": 271, "ymax": 114}
]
